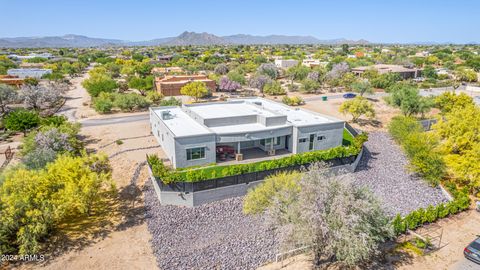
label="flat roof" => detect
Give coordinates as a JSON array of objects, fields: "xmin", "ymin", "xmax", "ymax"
[
  {"xmin": 152, "ymin": 98, "xmax": 343, "ymax": 138},
  {"xmin": 188, "ymin": 98, "xmax": 341, "ymax": 126},
  {"xmin": 240, "ymin": 98, "xmax": 341, "ymax": 126},
  {"xmin": 151, "ymin": 107, "xmax": 212, "ymax": 138},
  {"xmin": 187, "ymin": 101, "xmax": 277, "ymax": 119}
]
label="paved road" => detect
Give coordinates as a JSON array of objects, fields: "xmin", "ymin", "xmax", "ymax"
[
  {"xmin": 303, "ymin": 92, "xmax": 388, "ymax": 102},
  {"xmin": 80, "ymin": 113, "xmax": 149, "ymax": 127},
  {"xmin": 451, "ymin": 258, "xmax": 479, "ymax": 269}
]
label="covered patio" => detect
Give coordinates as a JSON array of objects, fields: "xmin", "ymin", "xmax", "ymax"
[{"xmin": 216, "ymin": 147, "xmax": 292, "ymax": 165}]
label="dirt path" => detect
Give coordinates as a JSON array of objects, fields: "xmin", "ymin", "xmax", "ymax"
[
  {"xmin": 57, "ymin": 72, "xmax": 97, "ymax": 121},
  {"xmin": 396, "ymin": 210, "xmax": 480, "ymax": 270},
  {"xmin": 13, "ymin": 72, "xmax": 160, "ymax": 270}
]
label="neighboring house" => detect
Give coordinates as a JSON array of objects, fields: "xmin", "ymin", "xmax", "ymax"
[
  {"xmin": 352, "ymin": 64, "xmax": 422, "ymax": 79},
  {"xmin": 157, "ymin": 55, "xmax": 174, "ymax": 64},
  {"xmin": 274, "ymin": 59, "xmax": 298, "ymax": 69},
  {"xmin": 8, "ymin": 52, "xmax": 54, "ymax": 60},
  {"xmin": 302, "ymin": 59, "xmax": 325, "ymax": 68},
  {"xmin": 151, "ymin": 66, "xmax": 184, "ymax": 74},
  {"xmin": 154, "ymin": 75, "xmax": 216, "ymax": 96},
  {"xmin": 0, "ymin": 75, "xmax": 23, "ymax": 88},
  {"xmin": 150, "ymin": 98, "xmax": 345, "ymax": 168},
  {"xmin": 7, "ymin": 68, "xmax": 52, "ymax": 79}
]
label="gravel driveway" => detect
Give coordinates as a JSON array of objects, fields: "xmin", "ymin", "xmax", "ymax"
[{"xmin": 143, "ymin": 131, "xmax": 448, "ymax": 269}]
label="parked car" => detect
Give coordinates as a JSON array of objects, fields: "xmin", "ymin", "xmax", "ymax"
[
  {"xmin": 464, "ymin": 236, "xmax": 480, "ymax": 264},
  {"xmin": 343, "ymin": 93, "xmax": 356, "ymax": 99}
]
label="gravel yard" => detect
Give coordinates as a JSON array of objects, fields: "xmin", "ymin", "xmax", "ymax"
[
  {"xmin": 143, "ymin": 184, "xmax": 278, "ymax": 270},
  {"xmin": 352, "ymin": 132, "xmax": 448, "ymax": 216},
  {"xmin": 143, "ymin": 131, "xmax": 448, "ymax": 269}
]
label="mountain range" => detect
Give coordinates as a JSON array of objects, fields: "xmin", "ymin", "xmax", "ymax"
[{"xmin": 0, "ymin": 31, "xmax": 370, "ymax": 48}]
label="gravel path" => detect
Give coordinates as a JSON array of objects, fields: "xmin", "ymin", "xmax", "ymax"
[
  {"xmin": 352, "ymin": 132, "xmax": 448, "ymax": 216},
  {"xmin": 143, "ymin": 131, "xmax": 448, "ymax": 269}
]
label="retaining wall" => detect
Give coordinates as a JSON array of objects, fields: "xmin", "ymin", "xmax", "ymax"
[{"xmin": 148, "ymin": 146, "xmax": 364, "ymax": 207}]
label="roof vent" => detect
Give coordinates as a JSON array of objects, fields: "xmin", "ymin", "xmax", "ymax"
[{"xmin": 161, "ymin": 110, "xmax": 173, "ymax": 120}]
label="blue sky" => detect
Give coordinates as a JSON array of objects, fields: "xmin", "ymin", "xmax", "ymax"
[{"xmin": 1, "ymin": 0, "xmax": 479, "ymax": 43}]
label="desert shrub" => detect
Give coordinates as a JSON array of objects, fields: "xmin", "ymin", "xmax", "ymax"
[
  {"xmin": 160, "ymin": 97, "xmax": 182, "ymax": 106},
  {"xmin": 282, "ymin": 96, "xmax": 304, "ymax": 106},
  {"xmin": 0, "ymin": 153, "xmax": 114, "ymax": 255},
  {"xmin": 113, "ymin": 93, "xmax": 150, "ymax": 112},
  {"xmin": 4, "ymin": 109, "xmax": 40, "ymax": 135},
  {"xmin": 263, "ymin": 81, "xmax": 285, "ymax": 95}
]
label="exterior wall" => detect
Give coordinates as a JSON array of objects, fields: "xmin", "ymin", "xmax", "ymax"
[
  {"xmin": 204, "ymin": 115, "xmax": 257, "ymax": 127},
  {"xmin": 295, "ymin": 122, "xmax": 344, "ymax": 154},
  {"xmin": 216, "ymin": 126, "xmax": 292, "ymax": 143},
  {"xmin": 150, "ymin": 108, "xmax": 177, "ymax": 165},
  {"xmin": 174, "ymin": 134, "xmax": 216, "ymax": 168}
]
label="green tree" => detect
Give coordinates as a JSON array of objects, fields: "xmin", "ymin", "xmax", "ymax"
[
  {"xmin": 243, "ymin": 171, "xmax": 301, "ymax": 215},
  {"xmin": 263, "ymin": 81, "xmax": 285, "ymax": 95},
  {"xmin": 388, "ymin": 83, "xmax": 433, "ymax": 117},
  {"xmin": 4, "ymin": 109, "xmax": 40, "ymax": 135},
  {"xmin": 351, "ymin": 80, "xmax": 373, "ymax": 96},
  {"xmin": 423, "ymin": 65, "xmax": 438, "ymax": 79},
  {"xmin": 300, "ymin": 79, "xmax": 320, "ymax": 93},
  {"xmin": 0, "ymin": 153, "xmax": 113, "ymax": 255},
  {"xmin": 180, "ymin": 81, "xmax": 209, "ymax": 102},
  {"xmin": 455, "ymin": 68, "xmax": 478, "ymax": 82},
  {"xmin": 227, "ymin": 71, "xmax": 246, "ymax": 85},
  {"xmin": 434, "ymin": 92, "xmax": 474, "ymax": 114},
  {"xmin": 339, "ymin": 97, "xmax": 375, "ymax": 122},
  {"xmin": 82, "ymin": 73, "xmax": 117, "ymax": 97}
]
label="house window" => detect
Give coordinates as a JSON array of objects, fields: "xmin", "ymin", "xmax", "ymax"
[
  {"xmin": 299, "ymin": 138, "xmax": 307, "ymax": 143},
  {"xmin": 186, "ymin": 147, "xmax": 205, "ymax": 160},
  {"xmin": 161, "ymin": 134, "xmax": 164, "ymax": 141},
  {"xmin": 274, "ymin": 136, "xmax": 281, "ymax": 146},
  {"xmin": 317, "ymin": 135, "xmax": 326, "ymax": 141}
]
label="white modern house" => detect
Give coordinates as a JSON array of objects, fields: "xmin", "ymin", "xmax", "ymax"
[
  {"xmin": 7, "ymin": 68, "xmax": 52, "ymax": 79},
  {"xmin": 150, "ymin": 98, "xmax": 345, "ymax": 169},
  {"xmin": 274, "ymin": 59, "xmax": 298, "ymax": 69}
]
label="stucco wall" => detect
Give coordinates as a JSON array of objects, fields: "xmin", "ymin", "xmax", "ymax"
[
  {"xmin": 175, "ymin": 134, "xmax": 216, "ymax": 168},
  {"xmin": 295, "ymin": 122, "xmax": 344, "ymax": 154}
]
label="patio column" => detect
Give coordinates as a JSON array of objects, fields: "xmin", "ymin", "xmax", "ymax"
[{"xmin": 237, "ymin": 141, "xmax": 241, "ymax": 154}]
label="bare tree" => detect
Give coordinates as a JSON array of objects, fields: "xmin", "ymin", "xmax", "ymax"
[
  {"xmin": 20, "ymin": 83, "xmax": 65, "ymax": 111},
  {"xmin": 0, "ymin": 84, "xmax": 18, "ymax": 114}
]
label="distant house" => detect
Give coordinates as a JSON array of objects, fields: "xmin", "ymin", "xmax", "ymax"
[
  {"xmin": 151, "ymin": 66, "xmax": 184, "ymax": 75},
  {"xmin": 0, "ymin": 75, "xmax": 23, "ymax": 88},
  {"xmin": 154, "ymin": 75, "xmax": 216, "ymax": 96},
  {"xmin": 352, "ymin": 64, "xmax": 421, "ymax": 79},
  {"xmin": 157, "ymin": 55, "xmax": 174, "ymax": 64},
  {"xmin": 7, "ymin": 68, "xmax": 52, "ymax": 79},
  {"xmin": 8, "ymin": 52, "xmax": 54, "ymax": 60},
  {"xmin": 302, "ymin": 59, "xmax": 327, "ymax": 68},
  {"xmin": 274, "ymin": 59, "xmax": 298, "ymax": 69}
]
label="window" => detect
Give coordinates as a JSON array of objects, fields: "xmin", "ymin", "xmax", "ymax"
[
  {"xmin": 299, "ymin": 138, "xmax": 307, "ymax": 143},
  {"xmin": 317, "ymin": 135, "xmax": 326, "ymax": 141},
  {"xmin": 161, "ymin": 134, "xmax": 164, "ymax": 141},
  {"xmin": 260, "ymin": 139, "xmax": 265, "ymax": 146},
  {"xmin": 186, "ymin": 147, "xmax": 205, "ymax": 160},
  {"xmin": 274, "ymin": 136, "xmax": 281, "ymax": 146}
]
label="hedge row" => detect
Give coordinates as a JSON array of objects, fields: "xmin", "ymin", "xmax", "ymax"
[
  {"xmin": 147, "ymin": 133, "xmax": 368, "ymax": 184},
  {"xmin": 391, "ymin": 185, "xmax": 470, "ymax": 235}
]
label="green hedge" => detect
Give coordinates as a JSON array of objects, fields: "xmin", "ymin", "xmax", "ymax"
[
  {"xmin": 148, "ymin": 133, "xmax": 368, "ymax": 184},
  {"xmin": 391, "ymin": 186, "xmax": 470, "ymax": 235}
]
